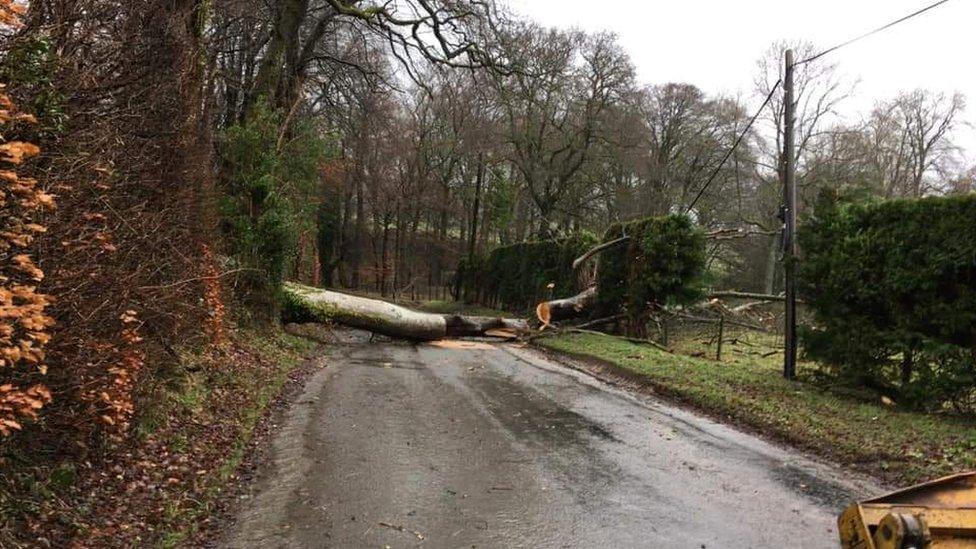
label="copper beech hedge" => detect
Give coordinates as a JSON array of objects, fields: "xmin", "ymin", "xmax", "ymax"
[{"xmin": 0, "ymin": 0, "xmax": 55, "ymax": 436}]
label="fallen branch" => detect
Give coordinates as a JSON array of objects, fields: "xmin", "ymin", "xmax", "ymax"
[
  {"xmin": 670, "ymin": 311, "xmax": 767, "ymax": 332},
  {"xmin": 709, "ymin": 290, "xmax": 788, "ymax": 302},
  {"xmin": 571, "ymin": 237, "xmax": 630, "ymax": 270},
  {"xmin": 575, "ymin": 314, "xmax": 624, "ymax": 330},
  {"xmin": 731, "ymin": 301, "xmax": 772, "ymax": 314}
]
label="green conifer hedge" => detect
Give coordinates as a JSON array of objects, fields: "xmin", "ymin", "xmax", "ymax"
[
  {"xmin": 800, "ymin": 193, "xmax": 976, "ymax": 409},
  {"xmin": 458, "ymin": 234, "xmax": 598, "ymax": 312},
  {"xmin": 596, "ymin": 215, "xmax": 706, "ymax": 326}
]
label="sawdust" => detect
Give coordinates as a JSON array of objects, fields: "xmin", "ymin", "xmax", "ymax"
[{"xmin": 427, "ymin": 340, "xmax": 495, "ymax": 350}]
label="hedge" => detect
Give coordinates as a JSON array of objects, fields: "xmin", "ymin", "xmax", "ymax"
[
  {"xmin": 799, "ymin": 192, "xmax": 976, "ymax": 410},
  {"xmin": 458, "ymin": 234, "xmax": 598, "ymax": 312},
  {"xmin": 596, "ymin": 215, "xmax": 706, "ymax": 327}
]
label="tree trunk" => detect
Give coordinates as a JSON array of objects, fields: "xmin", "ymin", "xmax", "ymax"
[
  {"xmin": 468, "ymin": 154, "xmax": 484, "ymax": 262},
  {"xmin": 249, "ymin": 0, "xmax": 308, "ymax": 111},
  {"xmin": 283, "ymin": 283, "xmax": 528, "ymax": 341},
  {"xmin": 536, "ymin": 288, "xmax": 789, "ymax": 326},
  {"xmin": 393, "ymin": 204, "xmax": 402, "ymax": 297},
  {"xmin": 457, "ymin": 154, "xmax": 485, "ymax": 299},
  {"xmin": 351, "ymin": 177, "xmax": 365, "ymax": 289},
  {"xmin": 901, "ymin": 348, "xmax": 914, "ymax": 386},
  {"xmin": 381, "ymin": 217, "xmax": 391, "ymax": 296},
  {"xmin": 764, "ymin": 232, "xmax": 781, "ymax": 294},
  {"xmin": 536, "ymin": 287, "xmax": 598, "ymax": 326}
]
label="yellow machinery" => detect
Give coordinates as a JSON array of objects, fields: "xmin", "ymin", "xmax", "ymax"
[{"xmin": 839, "ymin": 472, "xmax": 976, "ymax": 548}]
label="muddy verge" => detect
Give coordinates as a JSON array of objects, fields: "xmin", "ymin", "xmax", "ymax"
[{"xmin": 191, "ymin": 344, "xmax": 329, "ymax": 547}]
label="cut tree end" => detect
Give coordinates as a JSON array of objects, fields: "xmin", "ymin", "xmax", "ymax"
[{"xmin": 536, "ymin": 302, "xmax": 552, "ymax": 327}]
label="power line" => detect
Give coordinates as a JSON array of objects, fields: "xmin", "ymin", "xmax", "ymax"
[
  {"xmin": 688, "ymin": 0, "xmax": 953, "ymax": 215},
  {"xmin": 797, "ymin": 0, "xmax": 954, "ymax": 66},
  {"xmin": 685, "ymin": 79, "xmax": 781, "ymax": 215}
]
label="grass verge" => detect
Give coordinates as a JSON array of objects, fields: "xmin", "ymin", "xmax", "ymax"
[{"xmin": 537, "ymin": 331, "xmax": 976, "ymax": 486}]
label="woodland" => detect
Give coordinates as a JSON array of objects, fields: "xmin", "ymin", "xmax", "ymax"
[{"xmin": 0, "ymin": 0, "xmax": 973, "ymax": 544}]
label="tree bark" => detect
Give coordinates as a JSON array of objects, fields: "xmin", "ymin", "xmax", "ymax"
[
  {"xmin": 535, "ymin": 288, "xmax": 788, "ymax": 327},
  {"xmin": 536, "ymin": 287, "xmax": 598, "ymax": 326},
  {"xmin": 442, "ymin": 314, "xmax": 529, "ymax": 338},
  {"xmin": 901, "ymin": 348, "xmax": 914, "ymax": 386},
  {"xmin": 351, "ymin": 176, "xmax": 365, "ymax": 289},
  {"xmin": 572, "ymin": 237, "xmax": 630, "ymax": 270},
  {"xmin": 764, "ymin": 232, "xmax": 781, "ymax": 295},
  {"xmin": 283, "ymin": 283, "xmax": 528, "ymax": 341},
  {"xmin": 248, "ymin": 0, "xmax": 308, "ymax": 111}
]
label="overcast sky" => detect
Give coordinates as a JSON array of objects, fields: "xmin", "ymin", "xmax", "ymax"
[{"xmin": 506, "ymin": 0, "xmax": 975, "ymax": 163}]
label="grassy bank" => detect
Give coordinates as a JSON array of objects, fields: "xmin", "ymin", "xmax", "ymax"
[
  {"xmin": 150, "ymin": 329, "xmax": 318, "ymax": 547},
  {"xmin": 537, "ymin": 331, "xmax": 976, "ymax": 485},
  {"xmin": 2, "ymin": 328, "xmax": 320, "ymax": 548}
]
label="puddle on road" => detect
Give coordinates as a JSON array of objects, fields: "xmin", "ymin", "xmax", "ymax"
[
  {"xmin": 346, "ymin": 358, "xmax": 426, "ymax": 371},
  {"xmin": 469, "ymin": 371, "xmax": 619, "ymax": 446},
  {"xmin": 772, "ymin": 462, "xmax": 861, "ymax": 509}
]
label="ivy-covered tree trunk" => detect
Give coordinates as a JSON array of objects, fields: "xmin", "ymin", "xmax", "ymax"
[{"xmin": 249, "ymin": 0, "xmax": 308, "ymax": 111}]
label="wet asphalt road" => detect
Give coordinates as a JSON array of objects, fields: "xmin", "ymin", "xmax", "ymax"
[{"xmin": 223, "ymin": 333, "xmax": 877, "ymax": 549}]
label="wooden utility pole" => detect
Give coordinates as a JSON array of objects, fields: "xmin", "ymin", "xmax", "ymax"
[{"xmin": 783, "ymin": 49, "xmax": 798, "ymax": 380}]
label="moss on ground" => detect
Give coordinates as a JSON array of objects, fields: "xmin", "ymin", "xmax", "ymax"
[{"xmin": 537, "ymin": 331, "xmax": 976, "ymax": 486}]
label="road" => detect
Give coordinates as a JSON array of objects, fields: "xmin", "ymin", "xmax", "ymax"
[{"xmin": 222, "ymin": 331, "xmax": 877, "ymax": 548}]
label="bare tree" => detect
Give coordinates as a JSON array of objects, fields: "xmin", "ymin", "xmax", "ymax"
[
  {"xmin": 897, "ymin": 90, "xmax": 966, "ymax": 197},
  {"xmin": 488, "ymin": 24, "xmax": 634, "ymax": 236},
  {"xmin": 754, "ymin": 40, "xmax": 854, "ymax": 292},
  {"xmin": 247, "ymin": 0, "xmax": 506, "ymax": 114},
  {"xmin": 819, "ymin": 90, "xmax": 967, "ymax": 198},
  {"xmin": 755, "ymin": 41, "xmax": 855, "ymax": 183}
]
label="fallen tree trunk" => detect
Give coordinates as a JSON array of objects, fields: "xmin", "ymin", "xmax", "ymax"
[
  {"xmin": 536, "ymin": 287, "xmax": 598, "ymax": 326},
  {"xmin": 283, "ymin": 283, "xmax": 528, "ymax": 341},
  {"xmin": 442, "ymin": 314, "xmax": 529, "ymax": 338},
  {"xmin": 536, "ymin": 288, "xmax": 786, "ymax": 327}
]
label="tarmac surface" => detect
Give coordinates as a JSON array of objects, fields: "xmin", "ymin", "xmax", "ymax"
[{"xmin": 223, "ymin": 332, "xmax": 877, "ymax": 548}]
